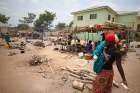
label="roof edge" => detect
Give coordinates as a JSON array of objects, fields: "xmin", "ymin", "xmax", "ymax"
[
  {"xmin": 71, "ymin": 6, "xmax": 118, "ymax": 15},
  {"xmin": 118, "ymin": 12, "xmax": 138, "ymax": 15}
]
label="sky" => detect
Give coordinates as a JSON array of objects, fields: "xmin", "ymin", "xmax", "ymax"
[{"xmin": 0, "ymin": 0, "xmax": 140, "ymax": 27}]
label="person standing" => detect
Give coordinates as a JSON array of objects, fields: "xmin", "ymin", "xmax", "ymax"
[
  {"xmin": 92, "ymin": 32, "xmax": 128, "ymax": 93},
  {"xmin": 4, "ymin": 33, "xmax": 11, "ymax": 48},
  {"xmin": 85, "ymin": 40, "xmax": 93, "ymax": 53}
]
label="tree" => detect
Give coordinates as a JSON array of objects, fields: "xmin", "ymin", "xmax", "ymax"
[
  {"xmin": 34, "ymin": 10, "xmax": 56, "ymax": 32},
  {"xmin": 67, "ymin": 21, "xmax": 73, "ymax": 32},
  {"xmin": 18, "ymin": 13, "xmax": 36, "ymax": 30},
  {"xmin": 55, "ymin": 23, "xmax": 66, "ymax": 30},
  {"xmin": 19, "ymin": 13, "xmax": 36, "ymax": 24},
  {"xmin": 69, "ymin": 21, "xmax": 73, "ymax": 27},
  {"xmin": 0, "ymin": 13, "xmax": 10, "ymax": 23}
]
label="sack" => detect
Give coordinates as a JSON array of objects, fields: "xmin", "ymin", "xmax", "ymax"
[{"xmin": 93, "ymin": 41, "xmax": 105, "ymax": 74}]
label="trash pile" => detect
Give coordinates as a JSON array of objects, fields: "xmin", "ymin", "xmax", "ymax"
[
  {"xmin": 29, "ymin": 55, "xmax": 48, "ymax": 66},
  {"xmin": 8, "ymin": 51, "xmax": 17, "ymax": 56},
  {"xmin": 33, "ymin": 41, "xmax": 45, "ymax": 47}
]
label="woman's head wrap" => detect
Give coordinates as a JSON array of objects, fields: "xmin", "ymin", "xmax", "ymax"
[{"xmin": 105, "ymin": 32, "xmax": 119, "ymax": 43}]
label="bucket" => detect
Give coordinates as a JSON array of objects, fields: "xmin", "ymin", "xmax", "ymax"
[
  {"xmin": 78, "ymin": 52, "xmax": 84, "ymax": 59},
  {"xmin": 4, "ymin": 44, "xmax": 11, "ymax": 49}
]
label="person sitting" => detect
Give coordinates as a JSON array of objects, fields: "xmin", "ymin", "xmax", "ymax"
[
  {"xmin": 76, "ymin": 39, "xmax": 81, "ymax": 52},
  {"xmin": 85, "ymin": 40, "xmax": 93, "ymax": 54}
]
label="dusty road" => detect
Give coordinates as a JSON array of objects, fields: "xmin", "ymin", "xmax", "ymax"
[{"xmin": 0, "ymin": 44, "xmax": 140, "ymax": 93}]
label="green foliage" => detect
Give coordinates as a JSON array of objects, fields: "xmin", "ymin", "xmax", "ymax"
[
  {"xmin": 34, "ymin": 10, "xmax": 56, "ymax": 32},
  {"xmin": 17, "ymin": 24, "xmax": 29, "ymax": 30},
  {"xmin": 69, "ymin": 21, "xmax": 73, "ymax": 27},
  {"xmin": 55, "ymin": 23, "xmax": 66, "ymax": 30},
  {"xmin": 19, "ymin": 13, "xmax": 36, "ymax": 24},
  {"xmin": 0, "ymin": 13, "xmax": 10, "ymax": 23}
]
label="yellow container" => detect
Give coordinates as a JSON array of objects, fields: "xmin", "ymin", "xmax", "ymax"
[
  {"xmin": 4, "ymin": 44, "xmax": 11, "ymax": 49},
  {"xmin": 85, "ymin": 53, "xmax": 93, "ymax": 60}
]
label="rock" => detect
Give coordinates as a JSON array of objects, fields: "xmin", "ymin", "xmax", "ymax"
[
  {"xmin": 72, "ymin": 80, "xmax": 85, "ymax": 91},
  {"xmin": 61, "ymin": 73, "xmax": 69, "ymax": 82},
  {"xmin": 8, "ymin": 51, "xmax": 17, "ymax": 56}
]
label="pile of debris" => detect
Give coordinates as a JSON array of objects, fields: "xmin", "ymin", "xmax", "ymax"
[
  {"xmin": 61, "ymin": 67, "xmax": 123, "ymax": 91},
  {"xmin": 33, "ymin": 41, "xmax": 45, "ymax": 47},
  {"xmin": 60, "ymin": 67, "xmax": 95, "ymax": 91},
  {"xmin": 29, "ymin": 55, "xmax": 48, "ymax": 66},
  {"xmin": 8, "ymin": 51, "xmax": 17, "ymax": 56}
]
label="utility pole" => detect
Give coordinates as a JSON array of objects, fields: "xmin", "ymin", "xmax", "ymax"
[{"xmin": 41, "ymin": 21, "xmax": 47, "ymax": 42}]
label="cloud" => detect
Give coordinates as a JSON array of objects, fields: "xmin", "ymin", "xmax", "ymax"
[
  {"xmin": 17, "ymin": 0, "xmax": 42, "ymax": 4},
  {"xmin": 31, "ymin": 0, "xmax": 40, "ymax": 3},
  {"xmin": 0, "ymin": 1, "xmax": 9, "ymax": 12},
  {"xmin": 0, "ymin": 6, "xmax": 9, "ymax": 11}
]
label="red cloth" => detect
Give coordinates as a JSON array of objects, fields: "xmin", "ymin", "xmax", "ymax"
[
  {"xmin": 105, "ymin": 32, "xmax": 119, "ymax": 43},
  {"xmin": 95, "ymin": 24, "xmax": 104, "ymax": 29},
  {"xmin": 92, "ymin": 70, "xmax": 114, "ymax": 93}
]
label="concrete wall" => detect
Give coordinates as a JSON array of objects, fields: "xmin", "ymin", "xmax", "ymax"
[
  {"xmin": 136, "ymin": 17, "xmax": 140, "ymax": 30},
  {"xmin": 103, "ymin": 9, "xmax": 117, "ymax": 22},
  {"xmin": 73, "ymin": 9, "xmax": 117, "ymax": 27},
  {"xmin": 117, "ymin": 14, "xmax": 137, "ymax": 30},
  {"xmin": 72, "ymin": 8, "xmax": 139, "ymax": 31}
]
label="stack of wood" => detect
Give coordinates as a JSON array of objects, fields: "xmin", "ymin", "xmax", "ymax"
[
  {"xmin": 61, "ymin": 67, "xmax": 96, "ymax": 84},
  {"xmin": 61, "ymin": 67, "xmax": 120, "ymax": 88},
  {"xmin": 75, "ymin": 26, "xmax": 96, "ymax": 33},
  {"xmin": 104, "ymin": 21, "xmax": 127, "ymax": 30}
]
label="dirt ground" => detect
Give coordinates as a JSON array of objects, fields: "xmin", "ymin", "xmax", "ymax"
[{"xmin": 0, "ymin": 39, "xmax": 140, "ymax": 93}]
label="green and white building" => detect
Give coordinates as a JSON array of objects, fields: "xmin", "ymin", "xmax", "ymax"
[{"xmin": 72, "ymin": 6, "xmax": 140, "ymax": 31}]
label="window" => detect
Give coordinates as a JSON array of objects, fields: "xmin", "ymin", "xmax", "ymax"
[
  {"xmin": 112, "ymin": 17, "xmax": 115, "ymax": 22},
  {"xmin": 77, "ymin": 16, "xmax": 83, "ymax": 21},
  {"xmin": 108, "ymin": 14, "xmax": 111, "ymax": 20},
  {"xmin": 90, "ymin": 14, "xmax": 97, "ymax": 19}
]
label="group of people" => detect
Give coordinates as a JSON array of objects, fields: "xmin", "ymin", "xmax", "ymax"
[
  {"xmin": 57, "ymin": 33, "xmax": 99, "ymax": 54},
  {"xmin": 59, "ymin": 32, "xmax": 128, "ymax": 93}
]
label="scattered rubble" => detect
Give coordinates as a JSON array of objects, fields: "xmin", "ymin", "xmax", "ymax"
[
  {"xmin": 72, "ymin": 80, "xmax": 85, "ymax": 91},
  {"xmin": 29, "ymin": 55, "xmax": 48, "ymax": 66},
  {"xmin": 8, "ymin": 51, "xmax": 17, "ymax": 56},
  {"xmin": 128, "ymin": 48, "xmax": 136, "ymax": 52},
  {"xmin": 33, "ymin": 41, "xmax": 45, "ymax": 47},
  {"xmin": 60, "ymin": 66, "xmax": 121, "ymax": 91}
]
